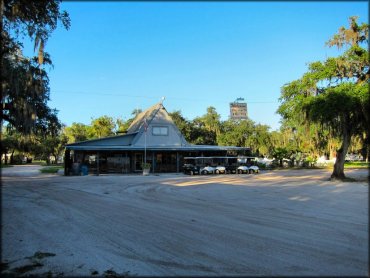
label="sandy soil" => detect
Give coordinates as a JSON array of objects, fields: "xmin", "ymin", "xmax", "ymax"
[{"xmin": 1, "ymin": 166, "xmax": 368, "ymax": 276}]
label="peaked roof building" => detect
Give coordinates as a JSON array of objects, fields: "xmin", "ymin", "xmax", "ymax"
[{"xmin": 65, "ymin": 102, "xmax": 250, "ymax": 174}]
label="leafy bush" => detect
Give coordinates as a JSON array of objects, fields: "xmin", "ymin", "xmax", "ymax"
[
  {"xmin": 304, "ymin": 156, "xmax": 317, "ymax": 167},
  {"xmin": 256, "ymin": 162, "xmax": 267, "ymax": 169},
  {"xmin": 141, "ymin": 163, "xmax": 151, "ymax": 169},
  {"xmin": 39, "ymin": 166, "xmax": 63, "ymax": 174}
]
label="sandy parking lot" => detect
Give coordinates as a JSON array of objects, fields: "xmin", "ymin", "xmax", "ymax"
[{"xmin": 1, "ymin": 166, "xmax": 368, "ymax": 276}]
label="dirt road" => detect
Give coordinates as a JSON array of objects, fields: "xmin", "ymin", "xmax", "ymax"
[{"xmin": 1, "ymin": 167, "xmax": 368, "ymax": 276}]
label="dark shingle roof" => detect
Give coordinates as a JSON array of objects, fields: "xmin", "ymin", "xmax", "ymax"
[
  {"xmin": 66, "ymin": 132, "xmax": 137, "ymax": 148},
  {"xmin": 126, "ymin": 103, "xmax": 163, "ymax": 134}
]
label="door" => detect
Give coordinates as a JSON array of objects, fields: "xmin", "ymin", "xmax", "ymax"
[{"xmin": 134, "ymin": 153, "xmax": 143, "ymax": 171}]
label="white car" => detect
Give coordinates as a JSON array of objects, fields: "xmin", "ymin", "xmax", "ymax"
[
  {"xmin": 248, "ymin": 165, "xmax": 259, "ymax": 173},
  {"xmin": 237, "ymin": 165, "xmax": 249, "ymax": 174},
  {"xmin": 200, "ymin": 166, "xmax": 216, "ymax": 175},
  {"xmin": 215, "ymin": 166, "xmax": 226, "ymax": 174}
]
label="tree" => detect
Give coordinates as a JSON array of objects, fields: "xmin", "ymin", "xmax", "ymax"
[
  {"xmin": 247, "ymin": 123, "xmax": 272, "ymax": 157},
  {"xmin": 1, "ymin": 128, "xmax": 21, "ymax": 164},
  {"xmin": 271, "ymin": 147, "xmax": 291, "ymax": 167},
  {"xmin": 218, "ymin": 119, "xmax": 254, "ymax": 147},
  {"xmin": 189, "ymin": 107, "xmax": 221, "ymax": 145},
  {"xmin": 131, "ymin": 108, "xmax": 142, "ymax": 117},
  {"xmin": 63, "ymin": 122, "xmax": 90, "ymax": 143},
  {"xmin": 1, "ymin": 0, "xmax": 70, "ymax": 134},
  {"xmin": 1, "ymin": 110, "xmax": 64, "ymax": 164},
  {"xmin": 31, "ymin": 131, "xmax": 67, "ymax": 164},
  {"xmin": 199, "ymin": 106, "xmax": 221, "ymax": 136},
  {"xmin": 190, "ymin": 118, "xmax": 217, "ymax": 145},
  {"xmin": 168, "ymin": 110, "xmax": 192, "ymax": 142},
  {"xmin": 89, "ymin": 115, "xmax": 115, "ymax": 139},
  {"xmin": 278, "ymin": 16, "xmax": 369, "ymax": 180}
]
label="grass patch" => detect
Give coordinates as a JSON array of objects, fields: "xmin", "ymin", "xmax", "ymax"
[
  {"xmin": 39, "ymin": 166, "xmax": 63, "ymax": 174},
  {"xmin": 0, "ymin": 164, "xmax": 13, "ymax": 168},
  {"xmin": 344, "ymin": 161, "xmax": 369, "ymax": 168}
]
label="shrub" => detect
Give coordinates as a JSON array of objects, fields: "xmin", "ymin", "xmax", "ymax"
[{"xmin": 141, "ymin": 163, "xmax": 151, "ymax": 169}]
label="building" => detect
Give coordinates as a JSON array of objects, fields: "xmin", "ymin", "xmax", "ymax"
[
  {"xmin": 64, "ymin": 102, "xmax": 250, "ymax": 175},
  {"xmin": 230, "ymin": 98, "xmax": 248, "ymax": 120}
]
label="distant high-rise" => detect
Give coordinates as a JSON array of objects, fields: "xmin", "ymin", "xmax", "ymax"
[{"xmin": 230, "ymin": 98, "xmax": 248, "ymax": 120}]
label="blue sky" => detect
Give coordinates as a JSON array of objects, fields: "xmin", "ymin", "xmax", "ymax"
[{"xmin": 30, "ymin": 1, "xmax": 368, "ymax": 131}]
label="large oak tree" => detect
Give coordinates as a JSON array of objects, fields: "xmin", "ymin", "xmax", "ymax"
[
  {"xmin": 1, "ymin": 0, "xmax": 70, "ymax": 134},
  {"xmin": 278, "ymin": 16, "xmax": 369, "ymax": 179}
]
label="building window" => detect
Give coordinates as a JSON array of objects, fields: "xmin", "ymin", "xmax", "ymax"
[{"xmin": 152, "ymin": 126, "xmax": 169, "ymax": 136}]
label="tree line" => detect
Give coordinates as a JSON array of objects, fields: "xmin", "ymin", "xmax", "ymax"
[{"xmin": 2, "ymin": 103, "xmax": 366, "ymax": 167}]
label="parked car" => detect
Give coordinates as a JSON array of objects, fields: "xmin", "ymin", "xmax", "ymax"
[
  {"xmin": 215, "ymin": 165, "xmax": 226, "ymax": 174},
  {"xmin": 237, "ymin": 165, "xmax": 249, "ymax": 174},
  {"xmin": 183, "ymin": 164, "xmax": 199, "ymax": 175},
  {"xmin": 225, "ymin": 165, "xmax": 237, "ymax": 174},
  {"xmin": 248, "ymin": 165, "xmax": 259, "ymax": 173},
  {"xmin": 200, "ymin": 166, "xmax": 216, "ymax": 175}
]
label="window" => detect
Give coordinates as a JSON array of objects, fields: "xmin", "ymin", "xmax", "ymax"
[{"xmin": 152, "ymin": 126, "xmax": 169, "ymax": 136}]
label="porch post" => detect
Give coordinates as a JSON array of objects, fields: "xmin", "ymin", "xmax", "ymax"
[
  {"xmin": 152, "ymin": 152, "xmax": 155, "ymax": 173},
  {"xmin": 97, "ymin": 152, "xmax": 100, "ymax": 176},
  {"xmin": 64, "ymin": 149, "xmax": 70, "ymax": 176},
  {"xmin": 176, "ymin": 152, "xmax": 179, "ymax": 173}
]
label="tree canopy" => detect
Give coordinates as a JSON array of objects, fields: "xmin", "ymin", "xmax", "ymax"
[
  {"xmin": 278, "ymin": 16, "xmax": 369, "ymax": 179},
  {"xmin": 1, "ymin": 0, "xmax": 70, "ymax": 134}
]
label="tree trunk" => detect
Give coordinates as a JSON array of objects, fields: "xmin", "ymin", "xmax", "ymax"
[
  {"xmin": 360, "ymin": 134, "xmax": 369, "ymax": 162},
  {"xmin": 331, "ymin": 123, "xmax": 351, "ymax": 180},
  {"xmin": 10, "ymin": 150, "xmax": 14, "ymax": 164}
]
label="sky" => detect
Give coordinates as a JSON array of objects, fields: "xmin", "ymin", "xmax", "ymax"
[{"xmin": 27, "ymin": 1, "xmax": 368, "ymax": 131}]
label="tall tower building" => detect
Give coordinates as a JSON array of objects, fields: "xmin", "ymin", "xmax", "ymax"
[{"xmin": 230, "ymin": 97, "xmax": 248, "ymax": 120}]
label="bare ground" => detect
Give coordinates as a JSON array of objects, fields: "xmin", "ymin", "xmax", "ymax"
[{"xmin": 1, "ymin": 166, "xmax": 368, "ymax": 276}]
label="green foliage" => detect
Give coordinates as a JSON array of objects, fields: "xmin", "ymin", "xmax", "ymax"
[
  {"xmin": 277, "ymin": 16, "xmax": 369, "ymax": 179},
  {"xmin": 1, "ymin": 119, "xmax": 67, "ymax": 166},
  {"xmin": 191, "ymin": 117, "xmax": 217, "ymax": 145},
  {"xmin": 344, "ymin": 161, "xmax": 369, "ymax": 168},
  {"xmin": 188, "ymin": 107, "xmax": 221, "ymax": 145},
  {"xmin": 39, "ymin": 166, "xmax": 63, "ymax": 174},
  {"xmin": 304, "ymin": 156, "xmax": 317, "ymax": 167},
  {"xmin": 168, "ymin": 110, "xmax": 193, "ymax": 141},
  {"xmin": 63, "ymin": 116, "xmax": 136, "ymax": 144},
  {"xmin": 35, "ymin": 134, "xmax": 67, "ymax": 164},
  {"xmin": 64, "ymin": 123, "xmax": 90, "ymax": 143},
  {"xmin": 1, "ymin": 0, "xmax": 70, "ymax": 134},
  {"xmin": 0, "ymin": 164, "xmax": 13, "ymax": 168},
  {"xmin": 89, "ymin": 115, "xmax": 115, "ymax": 139},
  {"xmin": 141, "ymin": 163, "xmax": 151, "ymax": 169},
  {"xmin": 116, "ymin": 118, "xmax": 129, "ymax": 134},
  {"xmin": 271, "ymin": 147, "xmax": 291, "ymax": 167},
  {"xmin": 199, "ymin": 106, "xmax": 221, "ymax": 135}
]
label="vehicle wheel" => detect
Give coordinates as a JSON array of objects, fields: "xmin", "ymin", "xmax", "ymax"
[
  {"xmin": 238, "ymin": 169, "xmax": 243, "ymax": 174},
  {"xmin": 202, "ymin": 170, "xmax": 207, "ymax": 175},
  {"xmin": 215, "ymin": 169, "xmax": 220, "ymax": 174}
]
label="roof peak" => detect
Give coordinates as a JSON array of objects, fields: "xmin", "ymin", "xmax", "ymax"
[{"xmin": 126, "ymin": 101, "xmax": 165, "ymax": 134}]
